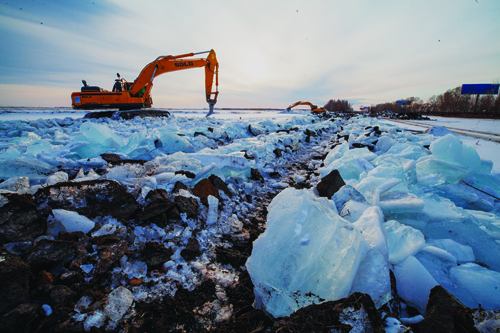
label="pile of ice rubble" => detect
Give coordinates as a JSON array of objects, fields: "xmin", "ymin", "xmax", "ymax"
[
  {"xmin": 248, "ymin": 120, "xmax": 500, "ymax": 320},
  {"xmin": 0, "ymin": 112, "xmax": 499, "ymax": 331}
]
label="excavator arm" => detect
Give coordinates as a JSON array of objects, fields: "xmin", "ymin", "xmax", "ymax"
[
  {"xmin": 287, "ymin": 101, "xmax": 315, "ymax": 110},
  {"xmin": 130, "ymin": 50, "xmax": 219, "ymax": 110},
  {"xmin": 287, "ymin": 101, "xmax": 325, "ymax": 113}
]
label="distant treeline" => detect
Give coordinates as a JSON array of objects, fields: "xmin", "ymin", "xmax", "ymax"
[
  {"xmin": 324, "ymin": 99, "xmax": 352, "ymax": 112},
  {"xmin": 369, "ymin": 86, "xmax": 500, "ymax": 118}
]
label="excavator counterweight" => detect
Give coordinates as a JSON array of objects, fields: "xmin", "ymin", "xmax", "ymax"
[{"xmin": 71, "ymin": 50, "xmax": 219, "ymax": 113}]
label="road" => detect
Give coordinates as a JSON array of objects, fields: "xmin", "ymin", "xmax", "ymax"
[{"xmin": 383, "ymin": 119, "xmax": 500, "ymax": 143}]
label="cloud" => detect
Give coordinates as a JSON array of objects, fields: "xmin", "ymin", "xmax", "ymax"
[{"xmin": 0, "ymin": 0, "xmax": 499, "ymax": 109}]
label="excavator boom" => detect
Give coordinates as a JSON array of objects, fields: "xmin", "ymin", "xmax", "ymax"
[
  {"xmin": 71, "ymin": 50, "xmax": 219, "ymax": 113},
  {"xmin": 286, "ymin": 101, "xmax": 326, "ymax": 113}
]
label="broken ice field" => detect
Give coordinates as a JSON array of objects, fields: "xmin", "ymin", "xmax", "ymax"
[{"xmin": 1, "ymin": 111, "xmax": 500, "ymax": 327}]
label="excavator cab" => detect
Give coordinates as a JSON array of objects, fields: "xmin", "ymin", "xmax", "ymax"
[{"xmin": 112, "ymin": 73, "xmax": 125, "ymax": 92}]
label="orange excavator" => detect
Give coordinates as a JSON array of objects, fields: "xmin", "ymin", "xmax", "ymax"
[
  {"xmin": 71, "ymin": 49, "xmax": 219, "ymax": 114},
  {"xmin": 286, "ymin": 101, "xmax": 326, "ymax": 113}
]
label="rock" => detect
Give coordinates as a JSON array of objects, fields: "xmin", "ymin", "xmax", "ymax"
[
  {"xmin": 136, "ymin": 202, "xmax": 172, "ymax": 226},
  {"xmin": 272, "ymin": 292, "xmax": 384, "ymax": 332},
  {"xmin": 215, "ymin": 247, "xmax": 248, "ymax": 268},
  {"xmin": 104, "ymin": 286, "xmax": 134, "ymax": 322},
  {"xmin": 269, "ymin": 171, "xmax": 281, "ymax": 179},
  {"xmin": 137, "ymin": 190, "xmax": 180, "ymax": 227},
  {"xmin": 175, "ymin": 170, "xmax": 196, "ymax": 179},
  {"xmin": 144, "ymin": 189, "xmax": 170, "ymax": 206},
  {"xmin": 172, "ymin": 181, "xmax": 189, "ymax": 193},
  {"xmin": 352, "ymin": 142, "xmax": 375, "ymax": 151},
  {"xmin": 100, "ymin": 153, "xmax": 146, "ymax": 165},
  {"xmin": 37, "ymin": 270, "xmax": 53, "ymax": 285},
  {"xmin": 2, "ymin": 242, "xmax": 32, "ymax": 256},
  {"xmin": 192, "ymin": 178, "xmax": 219, "ymax": 207},
  {"xmin": 34, "ymin": 179, "xmax": 140, "ymax": 220},
  {"xmin": 242, "ymin": 150, "xmax": 255, "ymax": 160},
  {"xmin": 143, "ymin": 242, "xmax": 173, "ymax": 268},
  {"xmin": 173, "ymin": 196, "xmax": 199, "ymax": 219},
  {"xmin": 58, "ymin": 231, "xmax": 87, "ymax": 243},
  {"xmin": 304, "ymin": 128, "xmax": 316, "ymax": 137},
  {"xmin": 49, "ymin": 285, "xmax": 76, "ymax": 308},
  {"xmin": 250, "ymin": 168, "xmax": 264, "ymax": 182},
  {"xmin": 24, "ymin": 239, "xmax": 77, "ymax": 273},
  {"xmin": 209, "ymin": 174, "xmax": 232, "ymax": 198},
  {"xmin": 137, "ymin": 194, "xmax": 200, "ymax": 227},
  {"xmin": 193, "ymin": 131, "xmax": 207, "ymax": 137},
  {"xmin": 95, "ymin": 241, "xmax": 128, "ymax": 274},
  {"xmin": 130, "ymin": 278, "xmax": 142, "ymax": 286},
  {"xmin": 90, "ymin": 234, "xmax": 118, "ymax": 246},
  {"xmin": 0, "ymin": 303, "xmax": 43, "ymax": 333},
  {"xmin": 0, "ymin": 249, "xmax": 30, "ymax": 315},
  {"xmin": 59, "ymin": 270, "xmax": 84, "ymax": 285},
  {"xmin": 316, "ymin": 169, "xmax": 346, "ymax": 199},
  {"xmin": 180, "ymin": 238, "xmax": 201, "ymax": 262},
  {"xmin": 215, "ymin": 270, "xmax": 273, "ymax": 333},
  {"xmin": 418, "ymin": 285, "xmax": 479, "ymax": 333},
  {"xmin": 273, "ymin": 148, "xmax": 283, "ymax": 158},
  {"xmin": 216, "ymin": 306, "xmax": 272, "ymax": 333},
  {"xmin": 0, "ymin": 193, "xmax": 45, "ymax": 244}
]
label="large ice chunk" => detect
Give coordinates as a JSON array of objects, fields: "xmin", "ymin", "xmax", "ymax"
[
  {"xmin": 206, "ymin": 195, "xmax": 219, "ymax": 225},
  {"xmin": 72, "ymin": 121, "xmax": 124, "ymax": 158},
  {"xmin": 421, "ymin": 194, "xmax": 464, "ymax": 221},
  {"xmin": 47, "ymin": 209, "xmax": 96, "ymax": 236},
  {"xmin": 46, "ymin": 171, "xmax": 69, "ymax": 185},
  {"xmin": 332, "ymin": 185, "xmax": 368, "ymax": 213},
  {"xmin": 156, "ymin": 131, "xmax": 195, "ymax": 154},
  {"xmin": 246, "ymin": 188, "xmax": 368, "ymax": 318},
  {"xmin": 323, "ymin": 142, "xmax": 349, "ymax": 165},
  {"xmin": 0, "ymin": 157, "xmax": 54, "ymax": 180},
  {"xmin": 450, "ymin": 263, "xmax": 500, "ymax": 310},
  {"xmin": 189, "ymin": 153, "xmax": 251, "ymax": 179},
  {"xmin": 367, "ymin": 164, "xmax": 405, "ymax": 180},
  {"xmin": 424, "ymin": 218, "xmax": 500, "ymax": 272},
  {"xmin": 350, "ymin": 207, "xmax": 391, "ymax": 306},
  {"xmin": 415, "ymin": 247, "xmax": 478, "ymax": 308},
  {"xmin": 320, "ymin": 155, "xmax": 374, "ymax": 181},
  {"xmin": 353, "ymin": 206, "xmax": 388, "ymax": 255},
  {"xmin": 430, "ymin": 134, "xmax": 481, "ymax": 174},
  {"xmin": 332, "ymin": 185, "xmax": 371, "ymax": 222},
  {"xmin": 385, "ymin": 220, "xmax": 425, "ymax": 264},
  {"xmin": 343, "ymin": 147, "xmax": 377, "ymax": 161},
  {"xmin": 379, "ymin": 193, "xmax": 425, "ymax": 215},
  {"xmin": 385, "ymin": 143, "xmax": 428, "ymax": 160},
  {"xmin": 375, "ymin": 135, "xmax": 395, "ymax": 153},
  {"xmin": 393, "ymin": 256, "xmax": 439, "ymax": 313},
  {"xmin": 425, "ymin": 239, "xmax": 475, "ymax": 263},
  {"xmin": 356, "ymin": 177, "xmax": 406, "ymax": 205},
  {"xmin": 0, "ymin": 176, "xmax": 30, "ymax": 192},
  {"xmin": 417, "ymin": 157, "xmax": 469, "ymax": 185}
]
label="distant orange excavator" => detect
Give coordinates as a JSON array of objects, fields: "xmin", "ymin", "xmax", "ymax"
[
  {"xmin": 286, "ymin": 101, "xmax": 326, "ymax": 113},
  {"xmin": 71, "ymin": 49, "xmax": 219, "ymax": 114}
]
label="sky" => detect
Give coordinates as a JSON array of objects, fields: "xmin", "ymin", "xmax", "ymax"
[{"xmin": 0, "ymin": 0, "xmax": 499, "ymax": 110}]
